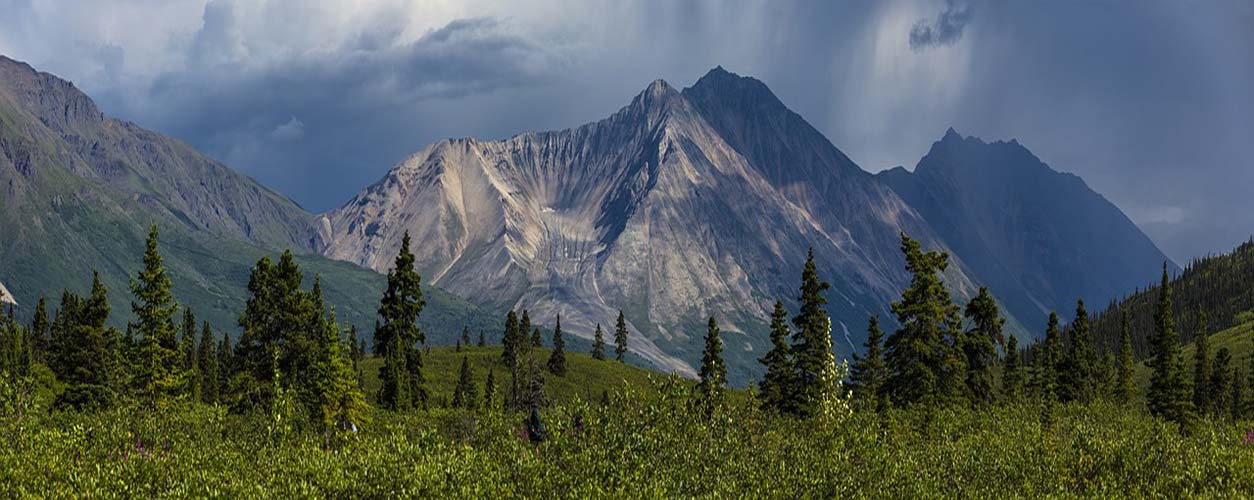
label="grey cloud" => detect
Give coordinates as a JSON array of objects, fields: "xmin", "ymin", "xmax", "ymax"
[
  {"xmin": 271, "ymin": 117, "xmax": 304, "ymax": 141},
  {"xmin": 909, "ymin": 0, "xmax": 974, "ymax": 50}
]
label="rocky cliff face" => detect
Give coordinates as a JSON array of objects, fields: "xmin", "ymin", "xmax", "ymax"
[
  {"xmin": 878, "ymin": 129, "xmax": 1178, "ymax": 329},
  {"xmin": 322, "ymin": 68, "xmax": 977, "ymax": 380}
]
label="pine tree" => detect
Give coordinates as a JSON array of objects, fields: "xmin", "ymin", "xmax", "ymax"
[
  {"xmin": 29, "ymin": 296, "xmax": 49, "ymax": 362},
  {"xmin": 461, "ymin": 326, "xmax": 471, "ymax": 347},
  {"xmin": 51, "ymin": 273, "xmax": 124, "ymax": 410},
  {"xmin": 1192, "ymin": 312, "xmax": 1211, "ymax": 412},
  {"xmin": 1038, "ymin": 312, "xmax": 1063, "ymax": 402},
  {"xmin": 614, "ymin": 311, "xmax": 629, "ymax": 362},
  {"xmin": 1116, "ymin": 310, "xmax": 1136, "ymax": 403},
  {"xmin": 217, "ymin": 333, "xmax": 233, "ymax": 402},
  {"xmin": 531, "ymin": 328, "xmax": 543, "ymax": 349},
  {"xmin": 1002, "ymin": 335, "xmax": 1023, "ymax": 400},
  {"xmin": 1147, "ymin": 263, "xmax": 1193, "ymax": 428},
  {"xmin": 182, "ymin": 308, "xmax": 201, "ymax": 402},
  {"xmin": 501, "ymin": 310, "xmax": 520, "ymax": 368},
  {"xmin": 695, "ymin": 316, "xmax": 726, "ymax": 411},
  {"xmin": 198, "ymin": 322, "xmax": 217, "ymax": 404},
  {"xmin": 484, "ymin": 368, "xmax": 496, "ymax": 410},
  {"xmin": 884, "ymin": 235, "xmax": 963, "ymax": 406},
  {"xmin": 790, "ymin": 248, "xmax": 837, "ymax": 414},
  {"xmin": 312, "ymin": 304, "xmax": 367, "ymax": 431},
  {"xmin": 962, "ymin": 287, "xmax": 1003, "ymax": 404},
  {"xmin": 520, "ymin": 310, "xmax": 532, "ymax": 354},
  {"xmin": 452, "ymin": 357, "xmax": 479, "ymax": 410},
  {"xmin": 375, "ymin": 232, "xmax": 427, "ymax": 411},
  {"xmin": 849, "ymin": 315, "xmax": 888, "ymax": 411},
  {"xmin": 1059, "ymin": 300, "xmax": 1098, "ymax": 403},
  {"xmin": 547, "ymin": 315, "xmax": 566, "ymax": 377},
  {"xmin": 347, "ymin": 325, "xmax": 361, "ymax": 372},
  {"xmin": 131, "ymin": 226, "xmax": 186, "ymax": 406},
  {"xmin": 592, "ymin": 324, "xmax": 606, "ymax": 360},
  {"xmin": 758, "ymin": 300, "xmax": 794, "ymax": 413},
  {"xmin": 478, "ymin": 331, "xmax": 486, "ymax": 347},
  {"xmin": 1209, "ymin": 348, "xmax": 1232, "ymax": 418}
]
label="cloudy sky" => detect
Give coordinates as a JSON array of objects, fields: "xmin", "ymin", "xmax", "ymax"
[{"xmin": 1, "ymin": 0, "xmax": 1251, "ymax": 262}]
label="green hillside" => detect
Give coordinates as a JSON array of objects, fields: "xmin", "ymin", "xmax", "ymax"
[
  {"xmin": 1134, "ymin": 314, "xmax": 1254, "ymax": 393},
  {"xmin": 359, "ymin": 345, "xmax": 692, "ymax": 407}
]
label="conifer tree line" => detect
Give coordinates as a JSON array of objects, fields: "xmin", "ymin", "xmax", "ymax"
[{"xmin": 836, "ymin": 235, "xmax": 1254, "ymax": 427}]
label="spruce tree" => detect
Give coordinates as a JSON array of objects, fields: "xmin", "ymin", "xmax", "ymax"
[
  {"xmin": 695, "ymin": 316, "xmax": 726, "ymax": 411},
  {"xmin": 884, "ymin": 235, "xmax": 963, "ymax": 406},
  {"xmin": 791, "ymin": 248, "xmax": 836, "ymax": 414},
  {"xmin": 1209, "ymin": 348, "xmax": 1232, "ymax": 418},
  {"xmin": 51, "ymin": 273, "xmax": 124, "ymax": 410},
  {"xmin": 312, "ymin": 304, "xmax": 367, "ymax": 430},
  {"xmin": 1039, "ymin": 312, "xmax": 1063, "ymax": 402},
  {"xmin": 131, "ymin": 226, "xmax": 186, "ymax": 406},
  {"xmin": 592, "ymin": 324, "xmax": 606, "ymax": 360},
  {"xmin": 1192, "ymin": 312, "xmax": 1211, "ymax": 412},
  {"xmin": 501, "ymin": 310, "xmax": 520, "ymax": 368},
  {"xmin": 758, "ymin": 300, "xmax": 794, "ymax": 413},
  {"xmin": 614, "ymin": 310, "xmax": 629, "ymax": 361},
  {"xmin": 547, "ymin": 315, "xmax": 566, "ymax": 377},
  {"xmin": 1147, "ymin": 263, "xmax": 1193, "ymax": 427},
  {"xmin": 452, "ymin": 357, "xmax": 478, "ymax": 410},
  {"xmin": 962, "ymin": 287, "xmax": 1003, "ymax": 404},
  {"xmin": 1059, "ymin": 300, "xmax": 1098, "ymax": 403},
  {"xmin": 198, "ymin": 322, "xmax": 217, "ymax": 404},
  {"xmin": 1116, "ymin": 310, "xmax": 1136, "ymax": 403},
  {"xmin": 849, "ymin": 315, "xmax": 888, "ymax": 411},
  {"xmin": 461, "ymin": 326, "xmax": 471, "ymax": 347},
  {"xmin": 1002, "ymin": 335, "xmax": 1023, "ymax": 400},
  {"xmin": 217, "ymin": 333, "xmax": 233, "ymax": 402},
  {"xmin": 531, "ymin": 328, "xmax": 543, "ymax": 349},
  {"xmin": 520, "ymin": 310, "xmax": 532, "ymax": 354},
  {"xmin": 29, "ymin": 296, "xmax": 48, "ymax": 362},
  {"xmin": 347, "ymin": 325, "xmax": 361, "ymax": 372},
  {"xmin": 375, "ymin": 232, "xmax": 427, "ymax": 411},
  {"xmin": 478, "ymin": 331, "xmax": 486, "ymax": 347},
  {"xmin": 484, "ymin": 368, "xmax": 496, "ymax": 410},
  {"xmin": 182, "ymin": 308, "xmax": 200, "ymax": 402}
]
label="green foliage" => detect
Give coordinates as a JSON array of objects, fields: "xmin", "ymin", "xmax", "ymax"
[
  {"xmin": 1194, "ymin": 312, "xmax": 1212, "ymax": 412},
  {"xmin": 695, "ymin": 316, "xmax": 726, "ymax": 412},
  {"xmin": 451, "ymin": 357, "xmax": 478, "ymax": 410},
  {"xmin": 962, "ymin": 287, "xmax": 1003, "ymax": 404},
  {"xmin": 757, "ymin": 301, "xmax": 793, "ymax": 413},
  {"xmin": 614, "ymin": 311, "xmax": 629, "ymax": 362},
  {"xmin": 849, "ymin": 315, "xmax": 888, "ymax": 411},
  {"xmin": 591, "ymin": 324, "xmax": 606, "ymax": 361},
  {"xmin": 197, "ymin": 322, "xmax": 217, "ymax": 404},
  {"xmin": 547, "ymin": 315, "xmax": 566, "ymax": 377},
  {"xmin": 790, "ymin": 248, "xmax": 834, "ymax": 415},
  {"xmin": 1117, "ymin": 311, "xmax": 1136, "ymax": 403},
  {"xmin": 131, "ymin": 226, "xmax": 187, "ymax": 407},
  {"xmin": 501, "ymin": 310, "xmax": 521, "ymax": 368},
  {"xmin": 375, "ymin": 232, "xmax": 427, "ymax": 411},
  {"xmin": 1059, "ymin": 300, "xmax": 1099, "ymax": 403},
  {"xmin": 885, "ymin": 235, "xmax": 964, "ymax": 406},
  {"xmin": 1147, "ymin": 263, "xmax": 1194, "ymax": 428},
  {"xmin": 1002, "ymin": 335, "xmax": 1023, "ymax": 399}
]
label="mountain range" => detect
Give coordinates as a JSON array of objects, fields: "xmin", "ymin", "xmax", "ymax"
[{"xmin": 0, "ymin": 58, "xmax": 1176, "ymax": 383}]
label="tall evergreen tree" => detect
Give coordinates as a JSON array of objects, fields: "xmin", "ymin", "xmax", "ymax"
[
  {"xmin": 962, "ymin": 287, "xmax": 1003, "ymax": 404},
  {"xmin": 531, "ymin": 328, "xmax": 543, "ymax": 349},
  {"xmin": 1059, "ymin": 300, "xmax": 1098, "ymax": 402},
  {"xmin": 1147, "ymin": 263, "xmax": 1193, "ymax": 427},
  {"xmin": 519, "ymin": 310, "xmax": 532, "ymax": 354},
  {"xmin": 1192, "ymin": 312, "xmax": 1211, "ymax": 412},
  {"xmin": 198, "ymin": 322, "xmax": 217, "ymax": 404},
  {"xmin": 217, "ymin": 333, "xmax": 233, "ymax": 402},
  {"xmin": 592, "ymin": 324, "xmax": 606, "ymax": 361},
  {"xmin": 51, "ymin": 273, "xmax": 124, "ymax": 410},
  {"xmin": 347, "ymin": 325, "xmax": 361, "ymax": 372},
  {"xmin": 614, "ymin": 311, "xmax": 629, "ymax": 361},
  {"xmin": 1002, "ymin": 335, "xmax": 1023, "ymax": 400},
  {"xmin": 452, "ymin": 357, "xmax": 478, "ymax": 410},
  {"xmin": 461, "ymin": 326, "xmax": 471, "ymax": 347},
  {"xmin": 312, "ymin": 304, "xmax": 367, "ymax": 430},
  {"xmin": 547, "ymin": 315, "xmax": 567, "ymax": 377},
  {"xmin": 1116, "ymin": 310, "xmax": 1136, "ymax": 403},
  {"xmin": 29, "ymin": 296, "xmax": 48, "ymax": 362},
  {"xmin": 790, "ymin": 248, "xmax": 836, "ymax": 414},
  {"xmin": 884, "ymin": 235, "xmax": 963, "ymax": 406},
  {"xmin": 501, "ymin": 310, "xmax": 521, "ymax": 368},
  {"xmin": 182, "ymin": 308, "xmax": 200, "ymax": 402},
  {"xmin": 696, "ymin": 316, "xmax": 726, "ymax": 411},
  {"xmin": 477, "ymin": 330, "xmax": 486, "ymax": 347},
  {"xmin": 1038, "ymin": 313, "xmax": 1063, "ymax": 402},
  {"xmin": 758, "ymin": 300, "xmax": 794, "ymax": 413},
  {"xmin": 375, "ymin": 232, "xmax": 427, "ymax": 411},
  {"xmin": 849, "ymin": 315, "xmax": 888, "ymax": 410},
  {"xmin": 131, "ymin": 226, "xmax": 186, "ymax": 406},
  {"xmin": 484, "ymin": 368, "xmax": 496, "ymax": 410},
  {"xmin": 1208, "ymin": 348, "xmax": 1232, "ymax": 418}
]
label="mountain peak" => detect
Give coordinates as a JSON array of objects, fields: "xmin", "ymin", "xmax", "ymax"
[
  {"xmin": 943, "ymin": 127, "xmax": 962, "ymax": 141},
  {"xmin": 0, "ymin": 54, "xmax": 102, "ymax": 130}
]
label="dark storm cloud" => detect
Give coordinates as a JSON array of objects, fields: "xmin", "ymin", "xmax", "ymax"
[{"xmin": 909, "ymin": 0, "xmax": 974, "ymax": 50}]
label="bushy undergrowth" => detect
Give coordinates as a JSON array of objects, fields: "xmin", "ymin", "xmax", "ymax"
[{"xmin": 2, "ymin": 376, "xmax": 1252, "ymax": 498}]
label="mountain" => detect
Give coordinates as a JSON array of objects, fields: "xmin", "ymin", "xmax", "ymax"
[
  {"xmin": 878, "ymin": 129, "xmax": 1178, "ymax": 331},
  {"xmin": 0, "ymin": 280, "xmax": 14, "ymax": 305},
  {"xmin": 321, "ymin": 67, "xmax": 983, "ymax": 381},
  {"xmin": 0, "ymin": 55, "xmax": 495, "ymax": 341}
]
